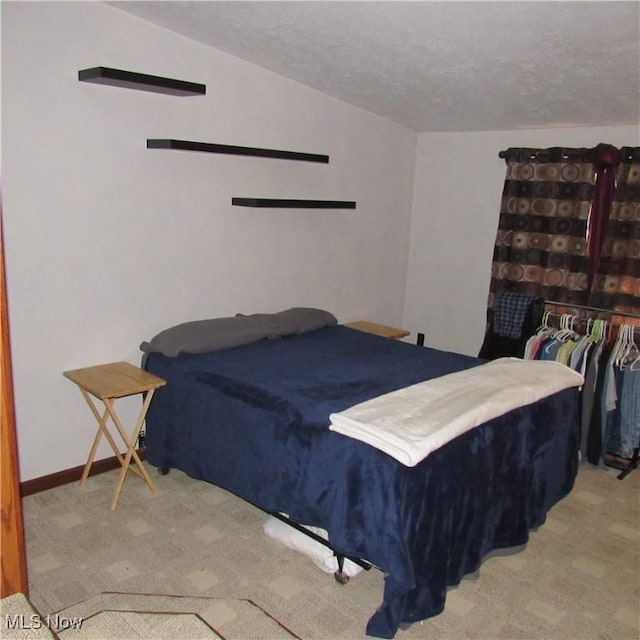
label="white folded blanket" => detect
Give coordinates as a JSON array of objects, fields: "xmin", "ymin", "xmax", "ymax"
[{"xmin": 329, "ymin": 357, "xmax": 584, "ymax": 467}]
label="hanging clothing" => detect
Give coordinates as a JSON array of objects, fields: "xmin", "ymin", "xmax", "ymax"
[
  {"xmin": 620, "ymin": 368, "xmax": 640, "ymax": 457},
  {"xmin": 586, "ymin": 344, "xmax": 612, "ymax": 465},
  {"xmin": 525, "ymin": 315, "xmax": 639, "ymax": 468}
]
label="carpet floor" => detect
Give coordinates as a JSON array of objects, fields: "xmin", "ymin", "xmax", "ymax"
[{"xmin": 22, "ymin": 461, "xmax": 639, "ymax": 639}]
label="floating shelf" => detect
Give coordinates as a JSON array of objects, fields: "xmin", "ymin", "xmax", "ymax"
[
  {"xmin": 232, "ymin": 198, "xmax": 356, "ymax": 209},
  {"xmin": 147, "ymin": 139, "xmax": 329, "ymax": 163},
  {"xmin": 78, "ymin": 67, "xmax": 206, "ymax": 96}
]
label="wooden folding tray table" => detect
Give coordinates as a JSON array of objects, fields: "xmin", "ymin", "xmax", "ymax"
[{"xmin": 63, "ymin": 361, "xmax": 166, "ymax": 510}]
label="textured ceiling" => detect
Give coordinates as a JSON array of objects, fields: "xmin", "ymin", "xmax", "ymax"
[{"xmin": 107, "ymin": 1, "xmax": 640, "ymax": 132}]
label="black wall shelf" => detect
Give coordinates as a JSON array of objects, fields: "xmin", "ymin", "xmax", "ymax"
[
  {"xmin": 147, "ymin": 139, "xmax": 329, "ymax": 163},
  {"xmin": 232, "ymin": 198, "xmax": 356, "ymax": 209},
  {"xmin": 78, "ymin": 67, "xmax": 206, "ymax": 96}
]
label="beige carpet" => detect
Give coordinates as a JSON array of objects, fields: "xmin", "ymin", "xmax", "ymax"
[{"xmin": 22, "ymin": 462, "xmax": 640, "ymax": 639}]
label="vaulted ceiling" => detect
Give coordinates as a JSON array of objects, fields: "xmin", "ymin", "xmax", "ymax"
[{"xmin": 108, "ymin": 1, "xmax": 640, "ymax": 132}]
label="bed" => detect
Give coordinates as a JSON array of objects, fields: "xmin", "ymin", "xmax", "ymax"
[{"xmin": 141, "ymin": 309, "xmax": 581, "ymax": 638}]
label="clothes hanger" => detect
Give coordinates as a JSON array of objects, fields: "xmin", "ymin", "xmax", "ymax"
[
  {"xmin": 536, "ymin": 310, "xmax": 552, "ymax": 335},
  {"xmin": 589, "ymin": 318, "xmax": 607, "ymax": 343},
  {"xmin": 555, "ymin": 314, "xmax": 579, "ymax": 342},
  {"xmin": 550, "ymin": 314, "xmax": 566, "ymax": 340},
  {"xmin": 611, "ymin": 323, "xmax": 626, "ymax": 367},
  {"xmin": 595, "ymin": 318, "xmax": 611, "ymax": 342},
  {"xmin": 620, "ymin": 325, "xmax": 640, "ymax": 369},
  {"xmin": 614, "ymin": 324, "xmax": 638, "ymax": 368},
  {"xmin": 630, "ymin": 326, "xmax": 640, "ymax": 370}
]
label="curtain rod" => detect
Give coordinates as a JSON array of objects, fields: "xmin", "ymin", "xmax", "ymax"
[
  {"xmin": 544, "ymin": 300, "xmax": 640, "ymax": 321},
  {"xmin": 498, "ymin": 146, "xmax": 638, "ymax": 161},
  {"xmin": 497, "ymin": 146, "xmax": 596, "ymax": 160}
]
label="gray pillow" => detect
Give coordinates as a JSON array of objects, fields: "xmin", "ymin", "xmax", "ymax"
[
  {"xmin": 236, "ymin": 308, "xmax": 337, "ymax": 336},
  {"xmin": 232, "ymin": 312, "xmax": 281, "ymax": 339},
  {"xmin": 140, "ymin": 315, "xmax": 270, "ymax": 357},
  {"xmin": 269, "ymin": 307, "xmax": 337, "ymax": 336}
]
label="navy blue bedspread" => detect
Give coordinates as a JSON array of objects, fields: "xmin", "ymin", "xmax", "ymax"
[{"xmin": 144, "ymin": 325, "xmax": 579, "ymax": 638}]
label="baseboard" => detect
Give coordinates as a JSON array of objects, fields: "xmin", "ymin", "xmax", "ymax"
[{"xmin": 20, "ymin": 450, "xmax": 146, "ymax": 497}]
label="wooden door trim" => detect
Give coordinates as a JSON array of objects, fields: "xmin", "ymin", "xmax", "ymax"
[{"xmin": 1, "ymin": 201, "xmax": 29, "ymax": 597}]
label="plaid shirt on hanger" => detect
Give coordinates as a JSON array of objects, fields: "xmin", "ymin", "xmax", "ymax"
[{"xmin": 493, "ymin": 292, "xmax": 538, "ymax": 339}]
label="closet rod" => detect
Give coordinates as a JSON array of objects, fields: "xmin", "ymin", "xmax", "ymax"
[{"xmin": 544, "ymin": 300, "xmax": 640, "ymax": 321}]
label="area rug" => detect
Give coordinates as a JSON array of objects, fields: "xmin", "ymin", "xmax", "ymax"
[
  {"xmin": 52, "ymin": 592, "xmax": 301, "ymax": 639},
  {"xmin": 1, "ymin": 593, "xmax": 57, "ymax": 639}
]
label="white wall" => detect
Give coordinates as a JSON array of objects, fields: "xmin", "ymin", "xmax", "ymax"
[
  {"xmin": 4, "ymin": 2, "xmax": 638, "ymax": 482},
  {"xmin": 404, "ymin": 125, "xmax": 640, "ymax": 357},
  {"xmin": 2, "ymin": 1, "xmax": 417, "ymax": 480}
]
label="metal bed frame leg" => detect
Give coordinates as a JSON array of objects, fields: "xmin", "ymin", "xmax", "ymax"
[
  {"xmin": 334, "ymin": 553, "xmax": 349, "ymax": 584},
  {"xmin": 266, "ymin": 511, "xmax": 372, "ymax": 583}
]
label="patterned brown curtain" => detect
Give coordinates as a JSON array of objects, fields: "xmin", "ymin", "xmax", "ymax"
[
  {"xmin": 487, "ymin": 146, "xmax": 596, "ymax": 313},
  {"xmin": 589, "ymin": 146, "xmax": 640, "ymax": 320}
]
